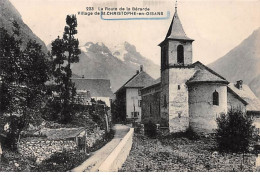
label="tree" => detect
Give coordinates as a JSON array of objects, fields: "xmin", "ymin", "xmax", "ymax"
[
  {"xmin": 0, "ymin": 21, "xmax": 23, "ymax": 116},
  {"xmin": 21, "ymin": 40, "xmax": 50, "ymax": 126},
  {"xmin": 216, "ymin": 109, "xmax": 256, "ymax": 153},
  {"xmin": 0, "ymin": 22, "xmax": 50, "ymax": 150},
  {"xmin": 51, "ymin": 15, "xmax": 81, "ymax": 123}
]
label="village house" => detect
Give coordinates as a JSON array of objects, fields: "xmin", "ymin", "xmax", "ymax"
[
  {"xmin": 141, "ymin": 6, "xmax": 260, "ymax": 134},
  {"xmin": 115, "ymin": 66, "xmax": 154, "ymax": 123},
  {"xmin": 71, "ymin": 78, "xmax": 114, "ymax": 107}
]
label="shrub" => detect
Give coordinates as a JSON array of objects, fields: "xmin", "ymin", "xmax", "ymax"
[
  {"xmin": 32, "ymin": 150, "xmax": 90, "ymax": 172},
  {"xmin": 215, "ymin": 109, "xmax": 255, "ymax": 153},
  {"xmin": 160, "ymin": 126, "xmax": 199, "ymax": 140},
  {"xmin": 143, "ymin": 118, "xmax": 158, "ymax": 138}
]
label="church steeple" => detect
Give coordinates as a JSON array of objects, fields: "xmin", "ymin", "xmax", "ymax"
[
  {"xmin": 164, "ymin": 1, "xmax": 193, "ymax": 41},
  {"xmin": 159, "ymin": 2, "xmax": 194, "ymax": 70}
]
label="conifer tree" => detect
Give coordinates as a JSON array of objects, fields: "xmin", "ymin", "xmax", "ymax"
[{"xmin": 51, "ymin": 15, "xmax": 81, "ymax": 123}]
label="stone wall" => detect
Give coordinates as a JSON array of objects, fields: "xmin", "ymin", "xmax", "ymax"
[
  {"xmin": 188, "ymin": 83, "xmax": 227, "ymax": 133},
  {"xmin": 160, "ymin": 69, "xmax": 169, "ymax": 123},
  {"xmin": 168, "ymin": 68, "xmax": 196, "ymax": 133},
  {"xmin": 98, "ymin": 128, "xmax": 134, "ymax": 172},
  {"xmin": 18, "ymin": 139, "xmax": 77, "ymax": 164},
  {"xmin": 85, "ymin": 127, "xmax": 105, "ymax": 148},
  {"xmin": 18, "ymin": 127, "xmax": 105, "ymax": 164},
  {"xmin": 141, "ymin": 84, "xmax": 161, "ymax": 123},
  {"xmin": 168, "ymin": 40, "xmax": 193, "ymax": 66}
]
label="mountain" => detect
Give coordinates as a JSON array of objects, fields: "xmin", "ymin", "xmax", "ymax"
[
  {"xmin": 0, "ymin": 0, "xmax": 47, "ymax": 52},
  {"xmin": 70, "ymin": 42, "xmax": 160, "ymax": 92},
  {"xmin": 208, "ymin": 27, "xmax": 260, "ymax": 97},
  {"xmin": 110, "ymin": 42, "xmax": 160, "ymax": 79}
]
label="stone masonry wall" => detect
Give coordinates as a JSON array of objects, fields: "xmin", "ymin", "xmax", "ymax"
[
  {"xmin": 18, "ymin": 128, "xmax": 105, "ymax": 164},
  {"xmin": 160, "ymin": 69, "xmax": 169, "ymax": 123},
  {"xmin": 188, "ymin": 83, "xmax": 227, "ymax": 134},
  {"xmin": 168, "ymin": 40, "xmax": 193, "ymax": 66},
  {"xmin": 18, "ymin": 139, "xmax": 77, "ymax": 164},
  {"xmin": 141, "ymin": 87, "xmax": 161, "ymax": 122},
  {"xmin": 168, "ymin": 68, "xmax": 196, "ymax": 133}
]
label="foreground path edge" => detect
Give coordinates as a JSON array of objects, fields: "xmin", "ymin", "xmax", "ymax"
[{"xmin": 71, "ymin": 124, "xmax": 132, "ymax": 172}]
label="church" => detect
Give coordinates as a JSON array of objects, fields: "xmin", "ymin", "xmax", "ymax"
[{"xmin": 140, "ymin": 5, "xmax": 260, "ymax": 134}]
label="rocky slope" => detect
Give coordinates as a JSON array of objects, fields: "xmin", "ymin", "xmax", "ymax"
[
  {"xmin": 209, "ymin": 27, "xmax": 260, "ymax": 97},
  {"xmin": 0, "ymin": 0, "xmax": 47, "ymax": 52}
]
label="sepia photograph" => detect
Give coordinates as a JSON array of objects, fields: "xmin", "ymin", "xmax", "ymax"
[{"xmin": 0, "ymin": 0, "xmax": 260, "ymax": 172}]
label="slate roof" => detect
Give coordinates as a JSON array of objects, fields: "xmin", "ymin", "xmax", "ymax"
[
  {"xmin": 186, "ymin": 61, "xmax": 229, "ymax": 85},
  {"xmin": 165, "ymin": 10, "xmax": 193, "ymax": 41},
  {"xmin": 41, "ymin": 127, "xmax": 86, "ymax": 140},
  {"xmin": 228, "ymin": 83, "xmax": 260, "ymax": 112},
  {"xmin": 72, "ymin": 78, "xmax": 114, "ymax": 98},
  {"xmin": 159, "ymin": 9, "xmax": 193, "ymax": 46},
  {"xmin": 115, "ymin": 70, "xmax": 155, "ymax": 93}
]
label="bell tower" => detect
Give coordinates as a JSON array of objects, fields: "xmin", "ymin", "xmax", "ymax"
[
  {"xmin": 159, "ymin": 2, "xmax": 194, "ymax": 71},
  {"xmin": 159, "ymin": 1, "xmax": 196, "ymax": 133}
]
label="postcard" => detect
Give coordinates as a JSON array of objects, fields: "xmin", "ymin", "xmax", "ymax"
[{"xmin": 0, "ymin": 0, "xmax": 260, "ymax": 172}]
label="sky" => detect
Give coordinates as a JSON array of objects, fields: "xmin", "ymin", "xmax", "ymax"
[{"xmin": 9, "ymin": 0, "xmax": 260, "ymax": 65}]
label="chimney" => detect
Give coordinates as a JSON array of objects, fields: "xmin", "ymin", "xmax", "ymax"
[
  {"xmin": 136, "ymin": 70, "xmax": 139, "ymax": 74},
  {"xmin": 140, "ymin": 65, "xmax": 143, "ymax": 72},
  {"xmin": 236, "ymin": 80, "xmax": 243, "ymax": 89},
  {"xmin": 82, "ymin": 75, "xmax": 85, "ymax": 78}
]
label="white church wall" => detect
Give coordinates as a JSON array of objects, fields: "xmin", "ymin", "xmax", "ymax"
[
  {"xmin": 188, "ymin": 83, "xmax": 228, "ymax": 134},
  {"xmin": 168, "ymin": 68, "xmax": 196, "ymax": 133}
]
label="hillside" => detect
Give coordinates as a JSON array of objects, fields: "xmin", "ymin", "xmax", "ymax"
[
  {"xmin": 0, "ymin": 0, "xmax": 47, "ymax": 52},
  {"xmin": 209, "ymin": 27, "xmax": 260, "ymax": 97},
  {"xmin": 70, "ymin": 42, "xmax": 160, "ymax": 92}
]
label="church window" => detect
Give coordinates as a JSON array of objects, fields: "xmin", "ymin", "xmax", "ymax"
[
  {"xmin": 213, "ymin": 90, "xmax": 219, "ymax": 106},
  {"xmin": 163, "ymin": 95, "xmax": 167, "ymax": 107},
  {"xmin": 177, "ymin": 45, "xmax": 184, "ymax": 65},
  {"xmin": 178, "ymin": 113, "xmax": 181, "ymax": 118},
  {"xmin": 178, "ymin": 85, "xmax": 181, "ymax": 90}
]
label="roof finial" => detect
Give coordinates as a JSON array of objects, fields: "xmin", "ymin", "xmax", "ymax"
[{"xmin": 175, "ymin": 0, "xmax": 178, "ymax": 12}]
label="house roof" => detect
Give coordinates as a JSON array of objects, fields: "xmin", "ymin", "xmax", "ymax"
[
  {"xmin": 143, "ymin": 77, "xmax": 161, "ymax": 90},
  {"xmin": 115, "ymin": 70, "xmax": 155, "ymax": 93},
  {"xmin": 228, "ymin": 83, "xmax": 260, "ymax": 112},
  {"xmin": 72, "ymin": 78, "xmax": 114, "ymax": 98},
  {"xmin": 41, "ymin": 127, "xmax": 86, "ymax": 140},
  {"xmin": 186, "ymin": 61, "xmax": 229, "ymax": 85}
]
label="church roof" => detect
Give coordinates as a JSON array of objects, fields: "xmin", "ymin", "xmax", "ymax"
[
  {"xmin": 160, "ymin": 9, "xmax": 193, "ymax": 45},
  {"xmin": 72, "ymin": 78, "xmax": 114, "ymax": 98},
  {"xmin": 228, "ymin": 83, "xmax": 260, "ymax": 112},
  {"xmin": 115, "ymin": 70, "xmax": 154, "ymax": 93},
  {"xmin": 186, "ymin": 61, "xmax": 229, "ymax": 85}
]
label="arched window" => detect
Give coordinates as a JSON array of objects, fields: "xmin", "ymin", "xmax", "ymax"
[
  {"xmin": 213, "ymin": 90, "xmax": 219, "ymax": 106},
  {"xmin": 177, "ymin": 45, "xmax": 184, "ymax": 65}
]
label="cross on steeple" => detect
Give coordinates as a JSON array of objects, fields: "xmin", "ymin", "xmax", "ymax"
[{"xmin": 175, "ymin": 0, "xmax": 178, "ymax": 12}]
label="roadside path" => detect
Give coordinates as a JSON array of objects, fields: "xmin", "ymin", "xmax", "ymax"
[{"xmin": 71, "ymin": 124, "xmax": 130, "ymax": 172}]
